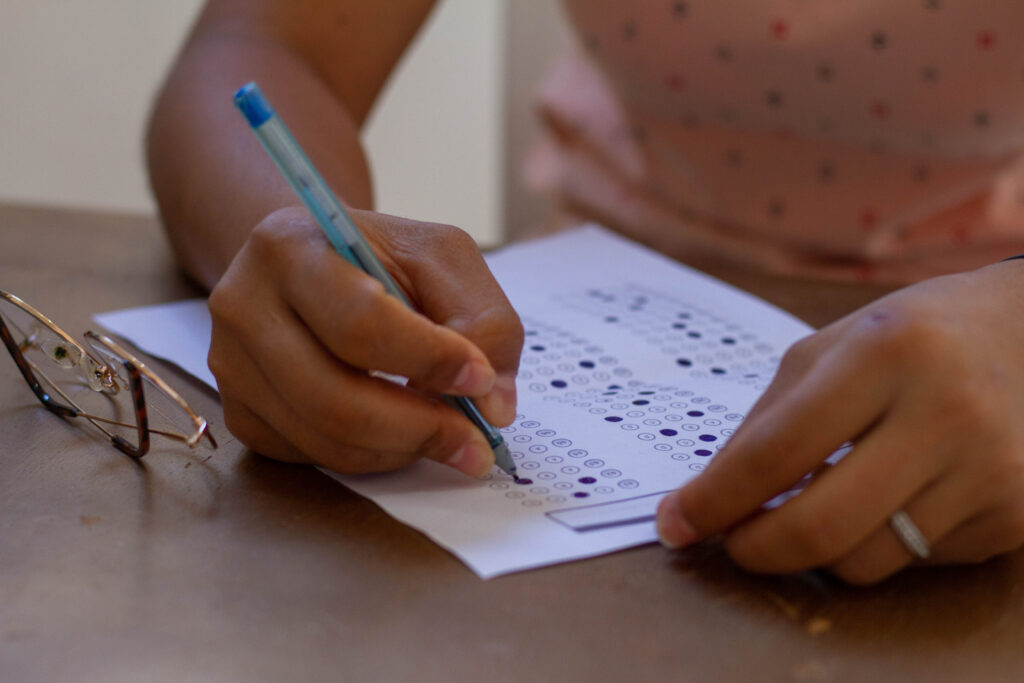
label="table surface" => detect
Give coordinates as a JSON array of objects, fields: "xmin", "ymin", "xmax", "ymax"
[{"xmin": 1, "ymin": 203, "xmax": 1021, "ymax": 683}]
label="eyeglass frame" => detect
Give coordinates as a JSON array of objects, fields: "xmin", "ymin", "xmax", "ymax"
[{"xmin": 0, "ymin": 289, "xmax": 217, "ymax": 458}]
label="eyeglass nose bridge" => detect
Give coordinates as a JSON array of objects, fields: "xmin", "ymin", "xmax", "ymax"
[
  {"xmin": 7, "ymin": 304, "xmax": 121, "ymax": 397},
  {"xmin": 77, "ymin": 350, "xmax": 122, "ymax": 394}
]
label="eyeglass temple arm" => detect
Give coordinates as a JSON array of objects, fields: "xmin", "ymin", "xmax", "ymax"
[
  {"xmin": 113, "ymin": 358, "xmax": 149, "ymax": 458},
  {"xmin": 0, "ymin": 315, "xmax": 78, "ymax": 419}
]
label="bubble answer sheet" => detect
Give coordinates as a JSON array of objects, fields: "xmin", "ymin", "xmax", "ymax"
[{"xmin": 94, "ymin": 225, "xmax": 813, "ymax": 578}]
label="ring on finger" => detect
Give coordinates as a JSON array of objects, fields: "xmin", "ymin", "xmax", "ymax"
[{"xmin": 889, "ymin": 509, "xmax": 931, "ymax": 560}]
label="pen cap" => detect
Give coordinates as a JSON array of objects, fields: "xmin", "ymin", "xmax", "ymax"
[{"xmin": 234, "ymin": 82, "xmax": 274, "ymax": 128}]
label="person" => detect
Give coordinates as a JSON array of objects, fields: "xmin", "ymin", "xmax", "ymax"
[{"xmin": 147, "ymin": 0, "xmax": 1024, "ymax": 584}]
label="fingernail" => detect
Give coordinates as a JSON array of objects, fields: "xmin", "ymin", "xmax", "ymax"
[
  {"xmin": 451, "ymin": 358, "xmax": 494, "ymax": 396},
  {"xmin": 656, "ymin": 493, "xmax": 698, "ymax": 549},
  {"xmin": 445, "ymin": 440, "xmax": 494, "ymax": 478}
]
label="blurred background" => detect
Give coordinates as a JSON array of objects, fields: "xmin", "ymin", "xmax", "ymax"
[{"xmin": 0, "ymin": 1, "xmax": 568, "ymax": 248}]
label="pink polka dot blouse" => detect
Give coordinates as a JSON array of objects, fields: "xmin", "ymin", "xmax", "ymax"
[{"xmin": 524, "ymin": 0, "xmax": 1024, "ymax": 282}]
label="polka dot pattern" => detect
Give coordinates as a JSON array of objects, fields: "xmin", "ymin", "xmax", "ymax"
[{"xmin": 525, "ymin": 1, "xmax": 1024, "ymax": 282}]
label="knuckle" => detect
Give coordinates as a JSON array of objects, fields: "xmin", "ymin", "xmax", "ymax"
[
  {"xmin": 248, "ymin": 208, "xmax": 321, "ymax": 271},
  {"xmin": 413, "ymin": 404, "xmax": 464, "ymax": 461},
  {"xmin": 221, "ymin": 402, "xmax": 264, "ymax": 450},
  {"xmin": 335, "ymin": 277, "xmax": 391, "ymax": 348},
  {"xmin": 723, "ymin": 532, "xmax": 772, "ymax": 573},
  {"xmin": 404, "ymin": 223, "xmax": 483, "ymax": 272},
  {"xmin": 206, "ymin": 331, "xmax": 241, "ymax": 385},
  {"xmin": 248, "ymin": 212, "xmax": 293, "ymax": 257},
  {"xmin": 461, "ymin": 304, "xmax": 525, "ymax": 366},
  {"xmin": 206, "ymin": 347, "xmax": 229, "ymax": 385},
  {"xmin": 786, "ymin": 513, "xmax": 843, "ymax": 566},
  {"xmin": 430, "ymin": 223, "xmax": 477, "ymax": 255},
  {"xmin": 849, "ymin": 305, "xmax": 948, "ymax": 372},
  {"xmin": 207, "ymin": 282, "xmax": 244, "ymax": 330},
  {"xmin": 778, "ymin": 333, "xmax": 816, "ymax": 371},
  {"xmin": 943, "ymin": 385, "xmax": 998, "ymax": 435}
]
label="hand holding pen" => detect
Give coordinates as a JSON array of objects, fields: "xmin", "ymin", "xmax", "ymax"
[{"xmin": 202, "ymin": 88, "xmax": 523, "ymax": 477}]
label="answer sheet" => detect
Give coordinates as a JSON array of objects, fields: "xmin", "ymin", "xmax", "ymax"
[{"xmin": 95, "ymin": 225, "xmax": 812, "ymax": 578}]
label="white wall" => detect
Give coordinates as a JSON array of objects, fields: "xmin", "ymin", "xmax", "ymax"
[
  {"xmin": 0, "ymin": 2, "xmax": 204, "ymax": 215},
  {"xmin": 366, "ymin": 1, "xmax": 504, "ymax": 244},
  {"xmin": 0, "ymin": 1, "xmax": 505, "ymax": 246}
]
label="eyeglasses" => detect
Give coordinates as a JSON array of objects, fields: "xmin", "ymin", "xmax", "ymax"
[{"xmin": 0, "ymin": 290, "xmax": 217, "ymax": 457}]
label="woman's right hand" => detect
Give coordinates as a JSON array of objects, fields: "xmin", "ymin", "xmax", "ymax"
[{"xmin": 207, "ymin": 206, "xmax": 523, "ymax": 476}]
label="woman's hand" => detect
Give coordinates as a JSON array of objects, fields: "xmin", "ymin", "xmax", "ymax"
[
  {"xmin": 207, "ymin": 206, "xmax": 523, "ymax": 476},
  {"xmin": 656, "ymin": 261, "xmax": 1024, "ymax": 583}
]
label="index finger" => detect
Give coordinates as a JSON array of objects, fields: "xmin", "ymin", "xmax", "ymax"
[
  {"xmin": 364, "ymin": 214, "xmax": 525, "ymax": 423},
  {"xmin": 657, "ymin": 342, "xmax": 894, "ymax": 548}
]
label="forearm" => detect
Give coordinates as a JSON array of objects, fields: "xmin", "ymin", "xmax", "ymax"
[{"xmin": 146, "ymin": 30, "xmax": 374, "ymax": 290}]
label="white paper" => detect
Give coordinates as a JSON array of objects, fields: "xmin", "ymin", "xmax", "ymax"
[
  {"xmin": 95, "ymin": 225, "xmax": 812, "ymax": 578},
  {"xmin": 94, "ymin": 298, "xmax": 217, "ymax": 390}
]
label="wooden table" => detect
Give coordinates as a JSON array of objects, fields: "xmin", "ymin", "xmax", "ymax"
[{"xmin": 1, "ymin": 203, "xmax": 1021, "ymax": 682}]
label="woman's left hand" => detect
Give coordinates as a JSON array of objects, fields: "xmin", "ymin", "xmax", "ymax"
[{"xmin": 656, "ymin": 260, "xmax": 1024, "ymax": 584}]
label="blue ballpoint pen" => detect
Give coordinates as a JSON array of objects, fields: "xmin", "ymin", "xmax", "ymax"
[{"xmin": 233, "ymin": 81, "xmax": 517, "ymax": 479}]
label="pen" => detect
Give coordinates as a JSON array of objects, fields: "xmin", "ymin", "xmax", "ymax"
[{"xmin": 233, "ymin": 81, "xmax": 517, "ymax": 480}]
